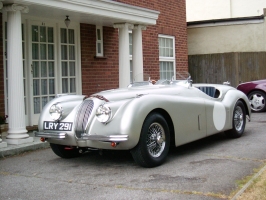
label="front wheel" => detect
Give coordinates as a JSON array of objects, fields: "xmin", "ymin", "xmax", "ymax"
[
  {"xmin": 50, "ymin": 143, "xmax": 80, "ymax": 158},
  {"xmin": 225, "ymin": 101, "xmax": 246, "ymax": 138},
  {"xmin": 248, "ymin": 91, "xmax": 266, "ymax": 112},
  {"xmin": 131, "ymin": 113, "xmax": 170, "ymax": 168}
]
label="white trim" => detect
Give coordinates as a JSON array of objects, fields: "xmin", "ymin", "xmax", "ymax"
[
  {"xmin": 16, "ymin": 0, "xmax": 159, "ymax": 25},
  {"xmin": 188, "ymin": 18, "xmax": 264, "ymax": 28}
]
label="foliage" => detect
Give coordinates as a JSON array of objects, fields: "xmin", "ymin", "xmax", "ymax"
[{"xmin": 0, "ymin": 115, "xmax": 8, "ymax": 124}]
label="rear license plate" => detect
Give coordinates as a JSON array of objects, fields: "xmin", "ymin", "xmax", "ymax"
[{"xmin": 43, "ymin": 121, "xmax": 73, "ymax": 131}]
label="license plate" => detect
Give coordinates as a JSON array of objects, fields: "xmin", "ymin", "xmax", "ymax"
[{"xmin": 43, "ymin": 121, "xmax": 73, "ymax": 131}]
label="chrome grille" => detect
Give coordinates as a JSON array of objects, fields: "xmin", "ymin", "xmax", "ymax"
[{"xmin": 75, "ymin": 100, "xmax": 94, "ymax": 138}]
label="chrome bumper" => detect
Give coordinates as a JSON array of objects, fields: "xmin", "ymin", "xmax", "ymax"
[
  {"xmin": 35, "ymin": 131, "xmax": 66, "ymax": 139},
  {"xmin": 35, "ymin": 131, "xmax": 128, "ymax": 142},
  {"xmin": 78, "ymin": 134, "xmax": 128, "ymax": 142}
]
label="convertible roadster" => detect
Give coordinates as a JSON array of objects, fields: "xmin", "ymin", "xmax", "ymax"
[{"xmin": 35, "ymin": 74, "xmax": 251, "ymax": 167}]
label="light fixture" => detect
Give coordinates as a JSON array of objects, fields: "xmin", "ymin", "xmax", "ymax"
[{"xmin": 64, "ymin": 15, "xmax": 70, "ymax": 28}]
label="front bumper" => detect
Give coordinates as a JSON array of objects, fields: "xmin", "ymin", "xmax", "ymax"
[{"xmin": 35, "ymin": 131, "xmax": 128, "ymax": 142}]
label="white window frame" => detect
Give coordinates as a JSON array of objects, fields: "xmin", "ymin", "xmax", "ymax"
[
  {"xmin": 129, "ymin": 31, "xmax": 133, "ymax": 82},
  {"xmin": 159, "ymin": 34, "xmax": 176, "ymax": 80},
  {"xmin": 96, "ymin": 26, "xmax": 104, "ymax": 57}
]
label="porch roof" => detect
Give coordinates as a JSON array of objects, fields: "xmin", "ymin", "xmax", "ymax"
[{"xmin": 2, "ymin": 0, "xmax": 160, "ymax": 26}]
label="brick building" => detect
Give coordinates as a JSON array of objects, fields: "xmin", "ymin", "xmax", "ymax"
[{"xmin": 0, "ymin": 0, "xmax": 187, "ymax": 145}]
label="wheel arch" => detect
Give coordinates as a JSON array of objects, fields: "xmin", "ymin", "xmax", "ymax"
[
  {"xmin": 247, "ymin": 89, "xmax": 266, "ymax": 97},
  {"xmin": 146, "ymin": 108, "xmax": 176, "ymax": 146},
  {"xmin": 238, "ymin": 98, "xmax": 251, "ymax": 118}
]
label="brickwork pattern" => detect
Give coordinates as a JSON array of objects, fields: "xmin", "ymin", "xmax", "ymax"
[
  {"xmin": 80, "ymin": 24, "xmax": 119, "ymax": 95},
  {"xmin": 80, "ymin": 0, "xmax": 188, "ymax": 95}
]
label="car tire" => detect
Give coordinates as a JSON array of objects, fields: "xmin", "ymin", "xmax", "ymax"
[
  {"xmin": 225, "ymin": 101, "xmax": 246, "ymax": 138},
  {"xmin": 131, "ymin": 113, "xmax": 170, "ymax": 168},
  {"xmin": 50, "ymin": 143, "xmax": 80, "ymax": 158},
  {"xmin": 248, "ymin": 91, "xmax": 266, "ymax": 112}
]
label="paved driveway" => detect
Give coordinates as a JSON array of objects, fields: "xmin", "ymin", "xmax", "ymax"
[{"xmin": 0, "ymin": 113, "xmax": 265, "ymax": 200}]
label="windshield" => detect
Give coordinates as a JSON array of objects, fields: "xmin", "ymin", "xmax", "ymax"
[{"xmin": 128, "ymin": 71, "xmax": 191, "ymax": 88}]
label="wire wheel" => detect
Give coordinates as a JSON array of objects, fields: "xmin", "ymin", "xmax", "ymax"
[
  {"xmin": 234, "ymin": 106, "xmax": 244, "ymax": 132},
  {"xmin": 147, "ymin": 122, "xmax": 166, "ymax": 158}
]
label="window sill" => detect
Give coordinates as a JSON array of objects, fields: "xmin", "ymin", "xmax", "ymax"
[{"xmin": 94, "ymin": 56, "xmax": 107, "ymax": 59}]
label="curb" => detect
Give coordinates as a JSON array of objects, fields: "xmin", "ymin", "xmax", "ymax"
[
  {"xmin": 231, "ymin": 163, "xmax": 266, "ymax": 200},
  {"xmin": 0, "ymin": 141, "xmax": 50, "ymax": 158}
]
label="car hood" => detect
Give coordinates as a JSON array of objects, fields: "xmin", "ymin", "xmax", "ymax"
[{"xmin": 93, "ymin": 85, "xmax": 195, "ymax": 102}]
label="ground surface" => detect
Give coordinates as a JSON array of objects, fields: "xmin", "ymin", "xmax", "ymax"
[{"xmin": 0, "ymin": 113, "xmax": 265, "ymax": 200}]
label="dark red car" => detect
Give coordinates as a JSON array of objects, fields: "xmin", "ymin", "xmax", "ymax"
[{"xmin": 237, "ymin": 79, "xmax": 266, "ymax": 112}]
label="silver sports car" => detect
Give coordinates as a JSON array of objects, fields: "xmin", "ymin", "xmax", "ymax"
[{"xmin": 35, "ymin": 74, "xmax": 251, "ymax": 167}]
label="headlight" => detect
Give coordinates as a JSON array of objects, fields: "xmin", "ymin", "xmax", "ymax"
[
  {"xmin": 49, "ymin": 103, "xmax": 63, "ymax": 121},
  {"xmin": 96, "ymin": 104, "xmax": 112, "ymax": 123}
]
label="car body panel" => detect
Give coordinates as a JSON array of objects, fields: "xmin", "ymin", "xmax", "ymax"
[{"xmin": 237, "ymin": 79, "xmax": 266, "ymax": 95}]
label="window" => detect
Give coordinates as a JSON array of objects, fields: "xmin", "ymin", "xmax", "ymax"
[
  {"xmin": 96, "ymin": 26, "xmax": 103, "ymax": 57},
  {"xmin": 129, "ymin": 32, "xmax": 133, "ymax": 82},
  {"xmin": 159, "ymin": 35, "xmax": 175, "ymax": 80},
  {"xmin": 60, "ymin": 28, "xmax": 76, "ymax": 94}
]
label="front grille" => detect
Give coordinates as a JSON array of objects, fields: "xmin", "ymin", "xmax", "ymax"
[{"xmin": 75, "ymin": 100, "xmax": 94, "ymax": 138}]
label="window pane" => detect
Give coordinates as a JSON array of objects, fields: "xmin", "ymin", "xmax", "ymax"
[
  {"xmin": 40, "ymin": 26, "xmax": 46, "ymax": 42},
  {"xmin": 69, "ymin": 62, "xmax": 75, "ymax": 76},
  {"xmin": 62, "ymin": 78, "xmax": 68, "ymax": 93},
  {"xmin": 34, "ymin": 97, "xmax": 40, "ymax": 114},
  {"xmin": 41, "ymin": 62, "xmax": 47, "ymax": 77},
  {"xmin": 129, "ymin": 33, "xmax": 132, "ymax": 55},
  {"xmin": 61, "ymin": 28, "xmax": 67, "ymax": 43},
  {"xmin": 61, "ymin": 45, "xmax": 67, "ymax": 60},
  {"xmin": 69, "ymin": 46, "xmax": 75, "ymax": 60},
  {"xmin": 42, "ymin": 97, "xmax": 48, "ymax": 109},
  {"xmin": 22, "ymin": 42, "xmax": 25, "ymax": 59},
  {"xmin": 97, "ymin": 29, "xmax": 101, "ymax": 40},
  {"xmin": 70, "ymin": 78, "xmax": 76, "ymax": 93},
  {"xmin": 160, "ymin": 61, "xmax": 174, "ymax": 80},
  {"xmin": 32, "ymin": 26, "xmax": 38, "ymax": 42},
  {"xmin": 32, "ymin": 43, "xmax": 39, "ymax": 59},
  {"xmin": 49, "ymin": 79, "xmax": 55, "ymax": 94},
  {"xmin": 41, "ymin": 79, "xmax": 47, "ymax": 95},
  {"xmin": 33, "ymin": 80, "xmax": 40, "ymax": 95},
  {"xmin": 48, "ymin": 62, "xmax": 54, "ymax": 77},
  {"xmin": 97, "ymin": 43, "xmax": 101, "ymax": 54},
  {"xmin": 62, "ymin": 62, "xmax": 68, "ymax": 76},
  {"xmin": 22, "ymin": 24, "xmax": 24, "ymax": 40},
  {"xmin": 48, "ymin": 27, "xmax": 54, "ymax": 43},
  {"xmin": 40, "ymin": 44, "xmax": 47, "ymax": 59},
  {"xmin": 33, "ymin": 62, "xmax": 39, "ymax": 78},
  {"xmin": 68, "ymin": 29, "xmax": 75, "ymax": 44},
  {"xmin": 48, "ymin": 44, "xmax": 54, "ymax": 60}
]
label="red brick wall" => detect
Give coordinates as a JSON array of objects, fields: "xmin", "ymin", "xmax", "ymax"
[
  {"xmin": 80, "ymin": 0, "xmax": 188, "ymax": 95},
  {"xmin": 117, "ymin": 0, "xmax": 188, "ymax": 76},
  {"xmin": 80, "ymin": 24, "xmax": 119, "ymax": 95},
  {"xmin": 0, "ymin": 13, "xmax": 5, "ymax": 116}
]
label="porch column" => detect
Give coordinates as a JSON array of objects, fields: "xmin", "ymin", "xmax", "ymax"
[
  {"xmin": 3, "ymin": 4, "xmax": 32, "ymax": 144},
  {"xmin": 113, "ymin": 23, "xmax": 134, "ymax": 88},
  {"xmin": 132, "ymin": 25, "xmax": 146, "ymax": 81}
]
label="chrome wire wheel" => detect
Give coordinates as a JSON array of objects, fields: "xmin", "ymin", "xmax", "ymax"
[
  {"xmin": 234, "ymin": 106, "xmax": 244, "ymax": 132},
  {"xmin": 147, "ymin": 122, "xmax": 166, "ymax": 158}
]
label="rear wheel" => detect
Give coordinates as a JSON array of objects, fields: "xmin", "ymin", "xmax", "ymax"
[
  {"xmin": 225, "ymin": 101, "xmax": 246, "ymax": 138},
  {"xmin": 50, "ymin": 143, "xmax": 80, "ymax": 158},
  {"xmin": 248, "ymin": 91, "xmax": 266, "ymax": 112},
  {"xmin": 131, "ymin": 113, "xmax": 170, "ymax": 168}
]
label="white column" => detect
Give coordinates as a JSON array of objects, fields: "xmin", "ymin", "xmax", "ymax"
[
  {"xmin": 132, "ymin": 25, "xmax": 146, "ymax": 81},
  {"xmin": 3, "ymin": 4, "xmax": 33, "ymax": 144},
  {"xmin": 113, "ymin": 23, "xmax": 134, "ymax": 88}
]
